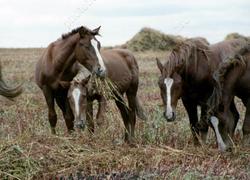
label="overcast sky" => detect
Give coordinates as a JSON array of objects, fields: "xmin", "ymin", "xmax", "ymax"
[{"xmin": 0, "ymin": 0, "xmax": 249, "ymax": 47}]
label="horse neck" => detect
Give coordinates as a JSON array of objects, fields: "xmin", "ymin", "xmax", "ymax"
[{"xmin": 54, "ymin": 34, "xmax": 80, "ymax": 76}]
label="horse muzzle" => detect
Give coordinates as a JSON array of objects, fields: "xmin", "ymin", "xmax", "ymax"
[
  {"xmin": 164, "ymin": 111, "xmax": 176, "ymax": 122},
  {"xmin": 94, "ymin": 67, "xmax": 106, "ymax": 78},
  {"xmin": 74, "ymin": 120, "xmax": 86, "ymax": 130}
]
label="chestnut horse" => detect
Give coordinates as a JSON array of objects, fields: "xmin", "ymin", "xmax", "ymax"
[
  {"xmin": 63, "ymin": 49, "xmax": 146, "ymax": 144},
  {"xmin": 156, "ymin": 38, "xmax": 249, "ymax": 145},
  {"xmin": 0, "ymin": 63, "xmax": 22, "ymax": 98},
  {"xmin": 207, "ymin": 48, "xmax": 250, "ymax": 151},
  {"xmin": 35, "ymin": 26, "xmax": 106, "ymax": 134}
]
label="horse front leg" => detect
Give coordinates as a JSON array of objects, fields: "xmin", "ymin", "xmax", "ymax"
[
  {"xmin": 42, "ymin": 86, "xmax": 57, "ymax": 134},
  {"xmin": 182, "ymin": 98, "xmax": 199, "ymax": 145},
  {"xmin": 199, "ymin": 105, "xmax": 209, "ymax": 143},
  {"xmin": 96, "ymin": 96, "xmax": 106, "ymax": 127},
  {"xmin": 55, "ymin": 92, "xmax": 74, "ymax": 133}
]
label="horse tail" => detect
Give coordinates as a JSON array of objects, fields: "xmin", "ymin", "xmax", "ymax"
[
  {"xmin": 135, "ymin": 96, "xmax": 147, "ymax": 121},
  {"xmin": 0, "ymin": 64, "xmax": 23, "ymax": 99},
  {"xmin": 207, "ymin": 54, "xmax": 246, "ymax": 117}
]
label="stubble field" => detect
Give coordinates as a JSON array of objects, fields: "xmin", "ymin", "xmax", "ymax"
[{"xmin": 0, "ymin": 48, "xmax": 249, "ymax": 179}]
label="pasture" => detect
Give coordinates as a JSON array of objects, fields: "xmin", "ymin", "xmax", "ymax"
[{"xmin": 0, "ymin": 48, "xmax": 249, "ymax": 179}]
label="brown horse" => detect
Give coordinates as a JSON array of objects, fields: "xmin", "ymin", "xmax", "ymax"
[
  {"xmin": 35, "ymin": 26, "xmax": 106, "ymax": 134},
  {"xmin": 207, "ymin": 48, "xmax": 250, "ymax": 151},
  {"xmin": 156, "ymin": 38, "xmax": 249, "ymax": 145},
  {"xmin": 62, "ymin": 49, "xmax": 146, "ymax": 144},
  {"xmin": 0, "ymin": 62, "xmax": 22, "ymax": 99}
]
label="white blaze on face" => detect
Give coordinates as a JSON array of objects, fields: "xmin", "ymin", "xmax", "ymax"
[
  {"xmin": 72, "ymin": 88, "xmax": 81, "ymax": 117},
  {"xmin": 164, "ymin": 78, "xmax": 174, "ymax": 119},
  {"xmin": 210, "ymin": 116, "xmax": 227, "ymax": 151},
  {"xmin": 90, "ymin": 39, "xmax": 106, "ymax": 73}
]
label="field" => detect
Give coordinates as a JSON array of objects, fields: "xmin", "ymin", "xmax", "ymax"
[{"xmin": 0, "ymin": 48, "xmax": 249, "ymax": 179}]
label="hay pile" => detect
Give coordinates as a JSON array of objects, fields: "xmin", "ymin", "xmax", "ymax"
[
  {"xmin": 121, "ymin": 27, "xmax": 184, "ymax": 52},
  {"xmin": 225, "ymin": 33, "xmax": 250, "ymax": 41}
]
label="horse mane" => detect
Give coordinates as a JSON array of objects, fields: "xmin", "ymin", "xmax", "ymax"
[
  {"xmin": 164, "ymin": 38, "xmax": 209, "ymax": 76},
  {"xmin": 61, "ymin": 26, "xmax": 90, "ymax": 39},
  {"xmin": 207, "ymin": 54, "xmax": 247, "ymax": 116}
]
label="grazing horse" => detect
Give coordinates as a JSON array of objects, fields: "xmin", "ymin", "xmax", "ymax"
[
  {"xmin": 62, "ymin": 49, "xmax": 146, "ymax": 144},
  {"xmin": 207, "ymin": 49, "xmax": 250, "ymax": 151},
  {"xmin": 0, "ymin": 63, "xmax": 22, "ymax": 98},
  {"xmin": 156, "ymin": 38, "xmax": 249, "ymax": 145},
  {"xmin": 35, "ymin": 26, "xmax": 106, "ymax": 134}
]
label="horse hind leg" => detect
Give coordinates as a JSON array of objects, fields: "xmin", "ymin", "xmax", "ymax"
[
  {"xmin": 115, "ymin": 96, "xmax": 131, "ymax": 143},
  {"xmin": 126, "ymin": 92, "xmax": 137, "ymax": 140},
  {"xmin": 135, "ymin": 96, "xmax": 147, "ymax": 121},
  {"xmin": 243, "ymin": 101, "xmax": 250, "ymax": 146},
  {"xmin": 42, "ymin": 86, "xmax": 57, "ymax": 134}
]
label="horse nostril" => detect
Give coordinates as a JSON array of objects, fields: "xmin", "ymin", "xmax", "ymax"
[
  {"xmin": 97, "ymin": 68, "xmax": 106, "ymax": 77},
  {"xmin": 75, "ymin": 120, "xmax": 85, "ymax": 130},
  {"xmin": 172, "ymin": 112, "xmax": 176, "ymax": 120}
]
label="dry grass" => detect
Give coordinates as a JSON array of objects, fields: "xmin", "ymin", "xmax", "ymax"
[{"xmin": 0, "ymin": 48, "xmax": 249, "ymax": 179}]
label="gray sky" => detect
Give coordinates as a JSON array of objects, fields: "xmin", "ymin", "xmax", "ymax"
[{"xmin": 0, "ymin": 0, "xmax": 249, "ymax": 47}]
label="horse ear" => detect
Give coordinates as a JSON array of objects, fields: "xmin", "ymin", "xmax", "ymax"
[
  {"xmin": 59, "ymin": 81, "xmax": 71, "ymax": 89},
  {"xmin": 81, "ymin": 75, "xmax": 91, "ymax": 85},
  {"xmin": 92, "ymin": 26, "xmax": 101, "ymax": 36},
  {"xmin": 156, "ymin": 58, "xmax": 163, "ymax": 73}
]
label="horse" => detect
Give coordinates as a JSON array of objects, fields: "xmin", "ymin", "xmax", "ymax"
[
  {"xmin": 35, "ymin": 26, "xmax": 106, "ymax": 134},
  {"xmin": 156, "ymin": 38, "xmax": 249, "ymax": 145},
  {"xmin": 61, "ymin": 49, "xmax": 146, "ymax": 144},
  {"xmin": 0, "ymin": 62, "xmax": 22, "ymax": 98},
  {"xmin": 207, "ymin": 48, "xmax": 250, "ymax": 151}
]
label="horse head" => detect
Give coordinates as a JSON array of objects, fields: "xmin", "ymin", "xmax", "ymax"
[
  {"xmin": 60, "ymin": 73, "xmax": 91, "ymax": 130},
  {"xmin": 75, "ymin": 26, "xmax": 106, "ymax": 77},
  {"xmin": 157, "ymin": 58, "xmax": 183, "ymax": 122}
]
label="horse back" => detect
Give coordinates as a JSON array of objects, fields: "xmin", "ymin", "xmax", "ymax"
[{"xmin": 100, "ymin": 49, "xmax": 139, "ymax": 92}]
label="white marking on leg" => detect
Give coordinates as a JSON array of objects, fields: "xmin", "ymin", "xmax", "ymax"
[
  {"xmin": 164, "ymin": 78, "xmax": 174, "ymax": 119},
  {"xmin": 72, "ymin": 88, "xmax": 81, "ymax": 117},
  {"xmin": 210, "ymin": 116, "xmax": 227, "ymax": 151},
  {"xmin": 91, "ymin": 39, "xmax": 106, "ymax": 72}
]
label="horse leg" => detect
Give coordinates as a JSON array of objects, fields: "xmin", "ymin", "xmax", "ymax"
[
  {"xmin": 230, "ymin": 100, "xmax": 239, "ymax": 135},
  {"xmin": 86, "ymin": 100, "xmax": 94, "ymax": 133},
  {"xmin": 55, "ymin": 92, "xmax": 74, "ymax": 133},
  {"xmin": 243, "ymin": 100, "xmax": 250, "ymax": 146},
  {"xmin": 42, "ymin": 86, "xmax": 57, "ymax": 134},
  {"xmin": 213, "ymin": 107, "xmax": 235, "ymax": 151},
  {"xmin": 182, "ymin": 99, "xmax": 199, "ymax": 145},
  {"xmin": 126, "ymin": 92, "xmax": 137, "ymax": 140},
  {"xmin": 96, "ymin": 96, "xmax": 106, "ymax": 126},
  {"xmin": 199, "ymin": 105, "xmax": 209, "ymax": 143},
  {"xmin": 115, "ymin": 96, "xmax": 131, "ymax": 143}
]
